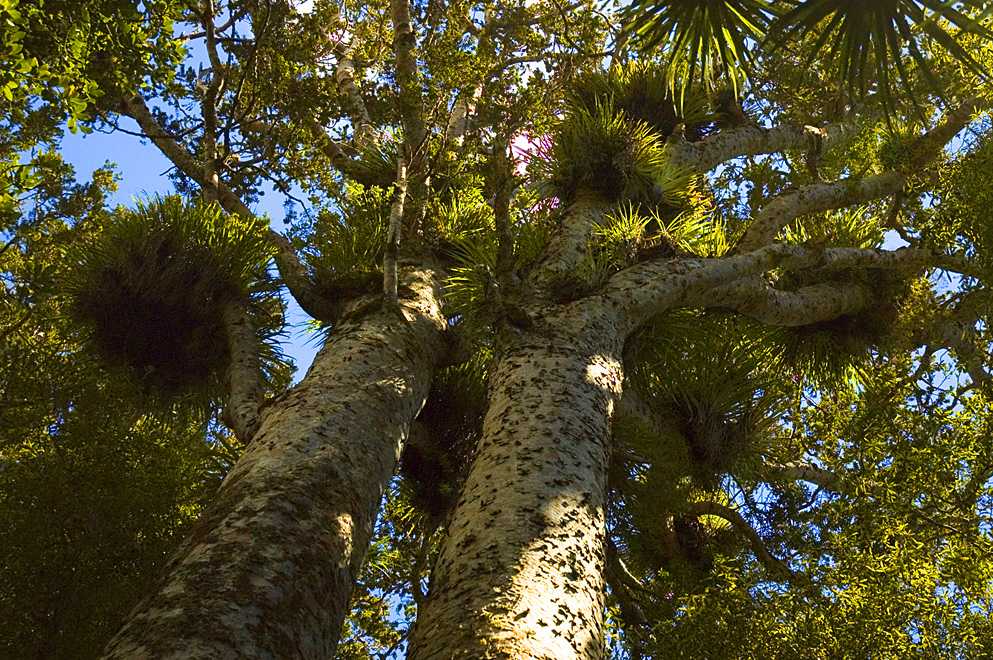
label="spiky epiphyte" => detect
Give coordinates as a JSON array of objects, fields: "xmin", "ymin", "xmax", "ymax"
[
  {"xmin": 584, "ymin": 203, "xmax": 729, "ymax": 284},
  {"xmin": 532, "ymin": 100, "xmax": 684, "ymax": 203},
  {"xmin": 617, "ymin": 464, "xmax": 738, "ymax": 587},
  {"xmin": 627, "ymin": 311, "xmax": 785, "ymax": 482},
  {"xmin": 64, "ymin": 196, "xmax": 281, "ymax": 400},
  {"xmin": 434, "ymin": 192, "xmax": 496, "ymax": 252},
  {"xmin": 568, "ymin": 62, "xmax": 711, "ymax": 138},
  {"xmin": 305, "ymin": 187, "xmax": 389, "ymax": 305}
]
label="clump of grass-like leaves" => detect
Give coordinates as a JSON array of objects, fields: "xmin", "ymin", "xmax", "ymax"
[
  {"xmin": 305, "ymin": 186, "xmax": 389, "ymax": 303},
  {"xmin": 568, "ymin": 61, "xmax": 711, "ymax": 138},
  {"xmin": 533, "ymin": 100, "xmax": 684, "ymax": 203},
  {"xmin": 572, "ymin": 203, "xmax": 730, "ymax": 294},
  {"xmin": 627, "ymin": 311, "xmax": 785, "ymax": 484},
  {"xmin": 64, "ymin": 196, "xmax": 280, "ymax": 400}
]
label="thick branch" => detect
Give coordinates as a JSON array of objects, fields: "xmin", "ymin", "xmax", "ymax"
[
  {"xmin": 532, "ymin": 190, "xmax": 609, "ymax": 289},
  {"xmin": 604, "ymin": 244, "xmax": 969, "ymax": 337},
  {"xmin": 221, "ymin": 302, "xmax": 263, "ymax": 442},
  {"xmin": 391, "ymin": 0, "xmax": 425, "ymax": 156},
  {"xmin": 666, "ymin": 120, "xmax": 859, "ymax": 174},
  {"xmin": 118, "ymin": 95, "xmax": 252, "ymax": 217},
  {"xmin": 332, "ymin": 43, "xmax": 375, "ymax": 148},
  {"xmin": 269, "ymin": 232, "xmax": 339, "ymax": 322},
  {"xmin": 490, "ymin": 139, "xmax": 516, "ymax": 291},
  {"xmin": 117, "ymin": 95, "xmax": 335, "ymax": 322},
  {"xmin": 707, "ymin": 280, "xmax": 872, "ymax": 326},
  {"xmin": 301, "ymin": 117, "xmax": 369, "ymax": 181},
  {"xmin": 736, "ymin": 173, "xmax": 905, "ymax": 252}
]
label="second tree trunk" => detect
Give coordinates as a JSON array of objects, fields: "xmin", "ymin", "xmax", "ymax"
[{"xmin": 410, "ymin": 304, "xmax": 624, "ymax": 659}]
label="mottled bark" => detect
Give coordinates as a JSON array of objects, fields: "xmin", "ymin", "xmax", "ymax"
[
  {"xmin": 333, "ymin": 47, "xmax": 375, "ymax": 148},
  {"xmin": 409, "ymin": 305, "xmax": 624, "ymax": 660},
  {"xmin": 604, "ymin": 243, "xmax": 972, "ymax": 335},
  {"xmin": 532, "ymin": 191, "xmax": 609, "ymax": 289},
  {"xmin": 666, "ymin": 119, "xmax": 859, "ymax": 174},
  {"xmin": 735, "ymin": 172, "xmax": 905, "ymax": 252},
  {"xmin": 221, "ymin": 302, "xmax": 263, "ymax": 443},
  {"xmin": 103, "ymin": 268, "xmax": 446, "ymax": 660},
  {"xmin": 707, "ymin": 280, "xmax": 872, "ymax": 326}
]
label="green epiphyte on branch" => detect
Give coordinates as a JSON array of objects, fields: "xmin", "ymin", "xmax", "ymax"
[{"xmin": 63, "ymin": 195, "xmax": 282, "ymax": 401}]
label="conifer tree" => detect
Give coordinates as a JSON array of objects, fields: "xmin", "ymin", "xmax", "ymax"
[{"xmin": 5, "ymin": 1, "xmax": 993, "ymax": 658}]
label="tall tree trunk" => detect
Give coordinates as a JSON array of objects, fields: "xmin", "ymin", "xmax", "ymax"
[
  {"xmin": 409, "ymin": 303, "xmax": 623, "ymax": 660},
  {"xmin": 103, "ymin": 267, "xmax": 446, "ymax": 659}
]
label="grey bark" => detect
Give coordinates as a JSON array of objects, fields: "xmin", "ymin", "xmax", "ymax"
[
  {"xmin": 532, "ymin": 191, "xmax": 609, "ymax": 290},
  {"xmin": 103, "ymin": 267, "xmax": 446, "ymax": 659},
  {"xmin": 409, "ymin": 304, "xmax": 624, "ymax": 659},
  {"xmin": 221, "ymin": 302, "xmax": 264, "ymax": 442}
]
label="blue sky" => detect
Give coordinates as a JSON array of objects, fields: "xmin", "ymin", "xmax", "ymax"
[{"xmin": 60, "ymin": 120, "xmax": 321, "ymax": 380}]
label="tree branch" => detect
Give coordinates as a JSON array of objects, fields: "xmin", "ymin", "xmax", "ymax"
[
  {"xmin": 384, "ymin": 158, "xmax": 408, "ymax": 304},
  {"xmin": 706, "ymin": 280, "xmax": 872, "ymax": 326},
  {"xmin": 736, "ymin": 173, "xmax": 905, "ymax": 252},
  {"xmin": 391, "ymin": 0, "xmax": 426, "ymax": 157},
  {"xmin": 604, "ymin": 539, "xmax": 649, "ymax": 629},
  {"xmin": 221, "ymin": 302, "xmax": 263, "ymax": 442},
  {"xmin": 603, "ymin": 244, "xmax": 972, "ymax": 337},
  {"xmin": 532, "ymin": 190, "xmax": 609, "ymax": 289},
  {"xmin": 735, "ymin": 99, "xmax": 986, "ymax": 252},
  {"xmin": 666, "ymin": 119, "xmax": 859, "ymax": 174},
  {"xmin": 332, "ymin": 42, "xmax": 375, "ymax": 148},
  {"xmin": 762, "ymin": 463, "xmax": 841, "ymax": 492},
  {"xmin": 685, "ymin": 501, "xmax": 800, "ymax": 584},
  {"xmin": 201, "ymin": 0, "xmax": 225, "ymax": 203},
  {"xmin": 116, "ymin": 95, "xmax": 336, "ymax": 322}
]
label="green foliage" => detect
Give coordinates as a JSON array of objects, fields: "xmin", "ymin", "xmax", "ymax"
[
  {"xmin": 772, "ymin": 1, "xmax": 993, "ymax": 108},
  {"xmin": 771, "ymin": 208, "xmax": 913, "ymax": 386},
  {"xmin": 0, "ymin": 0, "xmax": 184, "ymax": 129},
  {"xmin": 621, "ymin": 0, "xmax": 778, "ymax": 98},
  {"xmin": 444, "ymin": 235, "xmax": 497, "ymax": 327},
  {"xmin": 305, "ymin": 184, "xmax": 389, "ymax": 302},
  {"xmin": 1, "ymin": 178, "xmax": 227, "ymax": 657},
  {"xmin": 532, "ymin": 100, "xmax": 678, "ymax": 203},
  {"xmin": 927, "ymin": 130, "xmax": 993, "ymax": 272},
  {"xmin": 568, "ymin": 61, "xmax": 711, "ymax": 136},
  {"xmin": 434, "ymin": 190, "xmax": 496, "ymax": 249},
  {"xmin": 0, "ymin": 409, "xmax": 219, "ymax": 658},
  {"xmin": 401, "ymin": 349, "xmax": 490, "ymax": 524},
  {"xmin": 781, "ymin": 205, "xmax": 884, "ymax": 250},
  {"xmin": 624, "ymin": 0, "xmax": 993, "ymax": 113},
  {"xmin": 628, "ymin": 311, "xmax": 786, "ymax": 483},
  {"xmin": 63, "ymin": 196, "xmax": 281, "ymax": 400}
]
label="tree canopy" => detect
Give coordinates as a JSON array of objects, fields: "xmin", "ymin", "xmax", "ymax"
[{"xmin": 4, "ymin": 0, "xmax": 993, "ymax": 657}]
